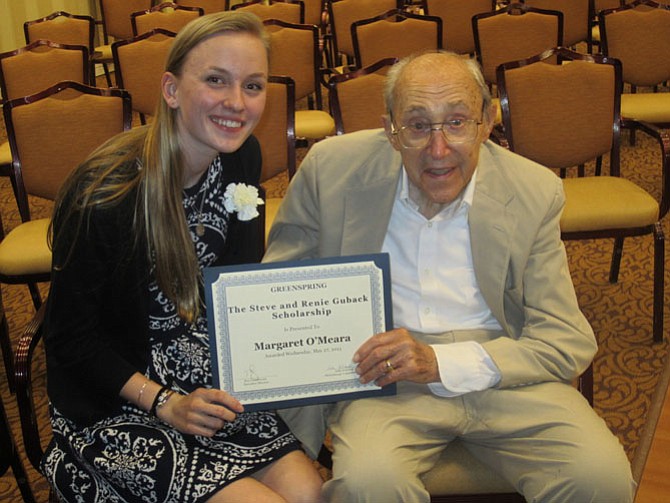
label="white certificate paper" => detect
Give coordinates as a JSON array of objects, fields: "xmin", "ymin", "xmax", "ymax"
[{"xmin": 203, "ymin": 254, "xmax": 395, "ymax": 411}]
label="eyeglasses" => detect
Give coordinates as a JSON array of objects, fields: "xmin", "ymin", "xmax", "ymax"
[{"xmin": 392, "ymin": 119, "xmax": 482, "ymax": 149}]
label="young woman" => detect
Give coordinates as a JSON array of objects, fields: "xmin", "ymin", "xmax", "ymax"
[{"xmin": 41, "ymin": 11, "xmax": 323, "ymax": 502}]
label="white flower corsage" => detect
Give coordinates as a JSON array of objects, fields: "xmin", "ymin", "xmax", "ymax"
[{"xmin": 223, "ymin": 182, "xmax": 264, "ymax": 221}]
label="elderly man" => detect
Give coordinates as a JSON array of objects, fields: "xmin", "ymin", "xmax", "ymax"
[{"xmin": 263, "ymin": 51, "xmax": 634, "ymax": 502}]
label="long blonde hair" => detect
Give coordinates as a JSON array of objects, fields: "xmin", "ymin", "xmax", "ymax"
[{"xmin": 50, "ymin": 11, "xmax": 270, "ymax": 324}]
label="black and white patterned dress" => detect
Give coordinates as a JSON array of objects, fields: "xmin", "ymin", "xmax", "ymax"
[{"xmin": 42, "ymin": 157, "xmax": 300, "ymax": 502}]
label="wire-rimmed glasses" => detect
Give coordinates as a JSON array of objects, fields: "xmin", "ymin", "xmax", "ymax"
[{"xmin": 391, "ymin": 119, "xmax": 482, "ymax": 149}]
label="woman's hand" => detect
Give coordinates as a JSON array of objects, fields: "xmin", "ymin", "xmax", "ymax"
[
  {"xmin": 353, "ymin": 328, "xmax": 440, "ymax": 387},
  {"xmin": 157, "ymin": 388, "xmax": 244, "ymax": 437}
]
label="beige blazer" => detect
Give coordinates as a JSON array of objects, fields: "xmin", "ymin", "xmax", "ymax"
[{"xmin": 264, "ymin": 129, "xmax": 596, "ymax": 456}]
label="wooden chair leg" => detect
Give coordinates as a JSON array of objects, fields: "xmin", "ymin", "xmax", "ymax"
[
  {"xmin": 27, "ymin": 283, "xmax": 42, "ymax": 311},
  {"xmin": 653, "ymin": 222, "xmax": 665, "ymax": 343},
  {"xmin": 1, "ymin": 393, "xmax": 36, "ymax": 503},
  {"xmin": 609, "ymin": 237, "xmax": 625, "ymax": 284},
  {"xmin": 0, "ymin": 308, "xmax": 15, "ymax": 394},
  {"xmin": 101, "ymin": 62, "xmax": 113, "ymax": 87}
]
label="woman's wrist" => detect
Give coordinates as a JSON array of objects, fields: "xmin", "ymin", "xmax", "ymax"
[
  {"xmin": 137, "ymin": 379, "xmax": 150, "ymax": 407},
  {"xmin": 150, "ymin": 386, "xmax": 176, "ymax": 417}
]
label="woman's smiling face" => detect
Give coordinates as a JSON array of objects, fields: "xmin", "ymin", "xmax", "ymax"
[{"xmin": 162, "ymin": 31, "xmax": 268, "ymax": 174}]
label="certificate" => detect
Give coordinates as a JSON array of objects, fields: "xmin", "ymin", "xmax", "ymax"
[{"xmin": 203, "ymin": 254, "xmax": 395, "ymax": 411}]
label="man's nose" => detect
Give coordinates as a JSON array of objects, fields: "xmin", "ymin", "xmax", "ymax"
[{"xmin": 427, "ymin": 127, "xmax": 452, "ymax": 157}]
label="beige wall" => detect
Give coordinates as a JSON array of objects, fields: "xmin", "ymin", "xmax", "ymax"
[{"xmin": 0, "ymin": 0, "xmax": 99, "ymax": 54}]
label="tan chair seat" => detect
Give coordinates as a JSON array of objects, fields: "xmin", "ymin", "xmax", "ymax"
[
  {"xmin": 0, "ymin": 219, "xmax": 51, "ymax": 276},
  {"xmin": 621, "ymin": 93, "xmax": 670, "ymax": 123},
  {"xmin": 591, "ymin": 24, "xmax": 602, "ymax": 43},
  {"xmin": 561, "ymin": 176, "xmax": 659, "ymax": 232},
  {"xmin": 422, "ymin": 438, "xmax": 516, "ymax": 494},
  {"xmin": 0, "ymin": 141, "xmax": 11, "ymax": 166},
  {"xmin": 295, "ymin": 110, "xmax": 336, "ymax": 139},
  {"xmin": 93, "ymin": 44, "xmax": 113, "ymax": 61}
]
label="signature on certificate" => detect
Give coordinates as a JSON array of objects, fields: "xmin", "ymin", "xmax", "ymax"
[
  {"xmin": 325, "ymin": 363, "xmax": 356, "ymax": 377},
  {"xmin": 243, "ymin": 364, "xmax": 270, "ymax": 384}
]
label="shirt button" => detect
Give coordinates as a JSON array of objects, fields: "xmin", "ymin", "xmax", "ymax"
[
  {"xmin": 424, "ymin": 307, "xmax": 431, "ymax": 314},
  {"xmin": 427, "ymin": 222, "xmax": 433, "ymax": 228}
]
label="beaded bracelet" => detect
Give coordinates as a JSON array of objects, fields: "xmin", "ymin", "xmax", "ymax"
[{"xmin": 150, "ymin": 386, "xmax": 174, "ymax": 417}]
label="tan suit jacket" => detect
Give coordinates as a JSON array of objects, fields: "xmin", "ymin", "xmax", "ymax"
[{"xmin": 264, "ymin": 129, "xmax": 596, "ymax": 457}]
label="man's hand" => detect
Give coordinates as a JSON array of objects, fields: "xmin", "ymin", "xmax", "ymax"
[{"xmin": 353, "ymin": 328, "xmax": 440, "ymax": 386}]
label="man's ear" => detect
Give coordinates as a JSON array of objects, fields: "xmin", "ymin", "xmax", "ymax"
[
  {"xmin": 382, "ymin": 114, "xmax": 401, "ymax": 151},
  {"xmin": 481, "ymin": 102, "xmax": 497, "ymax": 140},
  {"xmin": 161, "ymin": 72, "xmax": 179, "ymax": 109}
]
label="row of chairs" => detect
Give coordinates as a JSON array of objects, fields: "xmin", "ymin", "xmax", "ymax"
[
  {"xmin": 1, "ymin": 0, "xmax": 666, "ymax": 365},
  {"xmin": 0, "ymin": 71, "xmax": 592, "ymax": 502},
  {"xmin": 11, "ymin": 1, "xmax": 656, "ymax": 154},
  {"xmin": 203, "ymin": 44, "xmax": 668, "ymax": 503},
  {"xmin": 1, "ymin": 3, "xmax": 669, "ymax": 503},
  {"xmin": 0, "ymin": 61, "xmax": 604, "ymax": 500},
  {"xmin": 0, "ymin": 80, "xmax": 132, "ymax": 503},
  {"xmin": 0, "ymin": 46, "xmax": 667, "ymax": 503}
]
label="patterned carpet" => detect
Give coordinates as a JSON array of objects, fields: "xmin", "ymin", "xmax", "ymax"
[{"xmin": 0, "ymin": 117, "xmax": 669, "ymax": 501}]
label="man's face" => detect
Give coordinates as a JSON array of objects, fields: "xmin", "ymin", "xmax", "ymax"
[{"xmin": 383, "ymin": 55, "xmax": 494, "ymax": 216}]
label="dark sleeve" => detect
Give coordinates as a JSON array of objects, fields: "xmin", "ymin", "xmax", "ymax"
[
  {"xmin": 219, "ymin": 134, "xmax": 265, "ymax": 265},
  {"xmin": 44, "ymin": 192, "xmax": 150, "ymax": 424}
]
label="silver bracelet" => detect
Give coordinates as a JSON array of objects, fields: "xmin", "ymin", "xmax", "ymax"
[{"xmin": 137, "ymin": 379, "xmax": 149, "ymax": 407}]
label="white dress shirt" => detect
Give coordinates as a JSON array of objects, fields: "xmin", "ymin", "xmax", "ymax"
[{"xmin": 381, "ymin": 169, "xmax": 502, "ymax": 396}]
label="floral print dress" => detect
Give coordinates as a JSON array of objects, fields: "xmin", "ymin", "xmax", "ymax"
[{"xmin": 42, "ymin": 157, "xmax": 300, "ymax": 502}]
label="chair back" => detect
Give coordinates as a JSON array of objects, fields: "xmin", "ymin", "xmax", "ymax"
[
  {"xmin": 22, "ymin": 11, "xmax": 96, "ymax": 81},
  {"xmin": 112, "ymin": 29, "xmax": 177, "ymax": 123},
  {"xmin": 497, "ymin": 48, "xmax": 620, "ymax": 172},
  {"xmin": 0, "ymin": 40, "xmax": 90, "ymax": 104},
  {"xmin": 594, "ymin": 0, "xmax": 624, "ymax": 12},
  {"xmin": 303, "ymin": 0, "xmax": 326, "ymax": 27},
  {"xmin": 351, "ymin": 9, "xmax": 442, "ymax": 69},
  {"xmin": 634, "ymin": 0, "xmax": 670, "ymax": 7},
  {"xmin": 176, "ymin": 0, "xmax": 228, "ymax": 14},
  {"xmin": 328, "ymin": 57, "xmax": 397, "ymax": 135},
  {"xmin": 254, "ymin": 76, "xmax": 297, "ymax": 182},
  {"xmin": 328, "ymin": 0, "xmax": 400, "ymax": 61},
  {"xmin": 232, "ymin": 0, "xmax": 305, "ymax": 24},
  {"xmin": 422, "ymin": 0, "xmax": 496, "ymax": 55},
  {"xmin": 599, "ymin": 1, "xmax": 670, "ymax": 87},
  {"xmin": 265, "ymin": 20, "xmax": 323, "ymax": 107},
  {"xmin": 23, "ymin": 11, "xmax": 95, "ymax": 52},
  {"xmin": 522, "ymin": 0, "xmax": 591, "ymax": 47},
  {"xmin": 473, "ymin": 3, "xmax": 563, "ymax": 86},
  {"xmin": 3, "ymin": 81, "xmax": 132, "ymax": 221},
  {"xmin": 590, "ymin": 0, "xmax": 623, "ymax": 49},
  {"xmin": 132, "ymin": 2, "xmax": 204, "ymax": 36},
  {"xmin": 99, "ymin": 0, "xmax": 154, "ymax": 41}
]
